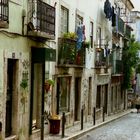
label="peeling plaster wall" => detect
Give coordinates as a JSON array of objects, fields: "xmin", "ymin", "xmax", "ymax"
[{"xmin": 0, "ymin": 34, "xmax": 31, "ymax": 139}]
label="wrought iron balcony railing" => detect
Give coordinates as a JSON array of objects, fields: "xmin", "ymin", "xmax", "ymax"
[
  {"xmin": 125, "ymin": 25, "xmax": 131, "ymax": 39},
  {"xmin": 95, "ymin": 48, "xmax": 110, "ymax": 68},
  {"xmin": 118, "ymin": 18, "xmax": 124, "ymax": 35},
  {"xmin": 112, "ymin": 60, "xmax": 123, "ymax": 74},
  {"xmin": 0, "ymin": 0, "xmax": 9, "ymax": 28},
  {"xmin": 28, "ymin": 0, "xmax": 55, "ymax": 40},
  {"xmin": 58, "ymin": 38, "xmax": 85, "ymax": 66}
]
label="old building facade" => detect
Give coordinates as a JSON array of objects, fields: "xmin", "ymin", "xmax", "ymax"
[
  {"xmin": 110, "ymin": 0, "xmax": 134, "ymax": 115},
  {"xmin": 0, "ymin": 0, "xmax": 134, "ymax": 140}
]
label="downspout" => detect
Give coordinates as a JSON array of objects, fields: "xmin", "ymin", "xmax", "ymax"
[
  {"xmin": 22, "ymin": 9, "xmax": 26, "ymax": 35},
  {"xmin": 29, "ymin": 56, "xmax": 34, "ymax": 135},
  {"xmin": 41, "ymin": 62, "xmax": 45, "ymax": 140}
]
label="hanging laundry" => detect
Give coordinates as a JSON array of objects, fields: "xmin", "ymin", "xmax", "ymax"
[
  {"xmin": 85, "ymin": 48, "xmax": 94, "ymax": 69},
  {"xmin": 104, "ymin": 47, "xmax": 110, "ymax": 57},
  {"xmin": 115, "ymin": 7, "xmax": 119, "ymax": 33},
  {"xmin": 112, "ymin": 6, "xmax": 116, "ymax": 27},
  {"xmin": 76, "ymin": 24, "xmax": 85, "ymax": 50},
  {"xmin": 104, "ymin": 0, "xmax": 112, "ymax": 20},
  {"xmin": 82, "ymin": 25, "xmax": 86, "ymax": 41}
]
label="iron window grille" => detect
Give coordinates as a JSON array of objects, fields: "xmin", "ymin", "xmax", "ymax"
[
  {"xmin": 29, "ymin": 0, "xmax": 55, "ymax": 35},
  {"xmin": 0, "ymin": 0, "xmax": 9, "ymax": 22}
]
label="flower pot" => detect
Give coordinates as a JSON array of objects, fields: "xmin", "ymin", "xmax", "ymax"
[{"xmin": 44, "ymin": 83, "xmax": 51, "ymax": 93}]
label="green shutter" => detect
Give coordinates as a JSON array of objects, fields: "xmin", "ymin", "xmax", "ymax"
[
  {"xmin": 32, "ymin": 47, "xmax": 56, "ymax": 63},
  {"xmin": 45, "ymin": 48, "xmax": 56, "ymax": 61}
]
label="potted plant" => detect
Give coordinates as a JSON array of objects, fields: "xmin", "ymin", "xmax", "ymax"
[
  {"xmin": 44, "ymin": 79, "xmax": 55, "ymax": 93},
  {"xmin": 62, "ymin": 32, "xmax": 77, "ymax": 40},
  {"xmin": 96, "ymin": 47, "xmax": 102, "ymax": 52},
  {"xmin": 20, "ymin": 79, "xmax": 28, "ymax": 105},
  {"xmin": 83, "ymin": 41, "xmax": 90, "ymax": 49}
]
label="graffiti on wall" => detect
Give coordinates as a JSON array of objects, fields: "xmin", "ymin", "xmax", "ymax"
[{"xmin": 20, "ymin": 59, "xmax": 30, "ymax": 113}]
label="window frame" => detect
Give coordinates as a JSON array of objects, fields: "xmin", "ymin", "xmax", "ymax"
[
  {"xmin": 96, "ymin": 85, "xmax": 101, "ymax": 109},
  {"xmin": 90, "ymin": 21, "xmax": 94, "ymax": 48},
  {"xmin": 60, "ymin": 6, "xmax": 69, "ymax": 36},
  {"xmin": 57, "ymin": 76, "xmax": 71, "ymax": 113},
  {"xmin": 75, "ymin": 14, "xmax": 83, "ymax": 32}
]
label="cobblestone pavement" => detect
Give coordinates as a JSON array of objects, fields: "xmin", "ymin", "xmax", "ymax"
[
  {"xmin": 45, "ymin": 109, "xmax": 131, "ymax": 140},
  {"xmin": 78, "ymin": 110, "xmax": 140, "ymax": 140}
]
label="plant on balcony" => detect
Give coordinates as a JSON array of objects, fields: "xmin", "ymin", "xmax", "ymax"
[
  {"xmin": 58, "ymin": 32, "xmax": 77, "ymax": 64},
  {"xmin": 58, "ymin": 32, "xmax": 86, "ymax": 65},
  {"xmin": 83, "ymin": 41, "xmax": 90, "ymax": 49},
  {"xmin": 44, "ymin": 79, "xmax": 55, "ymax": 93},
  {"xmin": 96, "ymin": 48, "xmax": 102, "ymax": 52},
  {"xmin": 62, "ymin": 32, "xmax": 77, "ymax": 40}
]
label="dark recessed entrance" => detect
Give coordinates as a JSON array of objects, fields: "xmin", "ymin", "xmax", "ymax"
[{"xmin": 5, "ymin": 59, "xmax": 17, "ymax": 137}]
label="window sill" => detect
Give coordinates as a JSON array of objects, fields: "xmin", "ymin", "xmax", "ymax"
[
  {"xmin": 59, "ymin": 111, "xmax": 70, "ymax": 117},
  {"xmin": 96, "ymin": 108, "xmax": 102, "ymax": 112},
  {"xmin": 5, "ymin": 135, "xmax": 17, "ymax": 140},
  {"xmin": 65, "ymin": 112, "xmax": 71, "ymax": 115},
  {"xmin": 32, "ymin": 129, "xmax": 40, "ymax": 134}
]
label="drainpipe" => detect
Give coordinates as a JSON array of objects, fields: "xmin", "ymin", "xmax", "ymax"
[
  {"xmin": 0, "ymin": 122, "xmax": 2, "ymax": 132},
  {"xmin": 41, "ymin": 62, "xmax": 45, "ymax": 140},
  {"xmin": 0, "ymin": 122, "xmax": 2, "ymax": 140},
  {"xmin": 22, "ymin": 9, "xmax": 26, "ymax": 35},
  {"xmin": 56, "ymin": 79, "xmax": 60, "ymax": 114}
]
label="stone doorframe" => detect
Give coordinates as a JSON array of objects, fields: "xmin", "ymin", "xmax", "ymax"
[{"xmin": 3, "ymin": 51, "xmax": 22, "ymax": 138}]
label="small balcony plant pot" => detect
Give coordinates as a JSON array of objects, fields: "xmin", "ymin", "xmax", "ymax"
[{"xmin": 44, "ymin": 79, "xmax": 55, "ymax": 93}]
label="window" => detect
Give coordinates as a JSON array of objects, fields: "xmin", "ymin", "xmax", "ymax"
[
  {"xmin": 32, "ymin": 64, "xmax": 42, "ymax": 130},
  {"xmin": 0, "ymin": 0, "xmax": 9, "ymax": 22},
  {"xmin": 111, "ymin": 86, "xmax": 113, "ymax": 112},
  {"xmin": 96, "ymin": 85, "xmax": 101, "ymax": 108},
  {"xmin": 57, "ymin": 77, "xmax": 71, "ymax": 112},
  {"xmin": 115, "ymin": 85, "xmax": 118, "ymax": 109},
  {"xmin": 88, "ymin": 77, "xmax": 92, "ymax": 115},
  {"xmin": 60, "ymin": 6, "xmax": 69, "ymax": 35},
  {"xmin": 95, "ymin": 27, "xmax": 102, "ymax": 63},
  {"xmin": 90, "ymin": 22, "xmax": 93, "ymax": 48},
  {"xmin": 75, "ymin": 14, "xmax": 83, "ymax": 31},
  {"xmin": 118, "ymin": 7, "xmax": 121, "ymax": 16},
  {"xmin": 96, "ymin": 27, "xmax": 101, "ymax": 48},
  {"xmin": 116, "ymin": 47, "xmax": 121, "ymax": 60}
]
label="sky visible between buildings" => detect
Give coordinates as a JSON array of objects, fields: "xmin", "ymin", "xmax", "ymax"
[{"xmin": 131, "ymin": 0, "xmax": 140, "ymax": 11}]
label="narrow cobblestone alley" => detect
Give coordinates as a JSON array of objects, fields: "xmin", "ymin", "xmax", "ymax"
[{"xmin": 78, "ymin": 110, "xmax": 140, "ymax": 140}]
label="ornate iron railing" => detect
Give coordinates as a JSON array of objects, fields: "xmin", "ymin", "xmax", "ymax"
[
  {"xmin": 118, "ymin": 18, "xmax": 124, "ymax": 35},
  {"xmin": 95, "ymin": 48, "xmax": 108, "ymax": 67},
  {"xmin": 111, "ymin": 60, "xmax": 123, "ymax": 74},
  {"xmin": 28, "ymin": 0, "xmax": 55, "ymax": 35},
  {"xmin": 125, "ymin": 25, "xmax": 131, "ymax": 39},
  {"xmin": 58, "ymin": 38, "xmax": 85, "ymax": 66}
]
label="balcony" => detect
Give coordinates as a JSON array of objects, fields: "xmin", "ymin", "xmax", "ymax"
[
  {"xmin": 58, "ymin": 38, "xmax": 85, "ymax": 66},
  {"xmin": 118, "ymin": 18, "xmax": 124, "ymax": 36},
  {"xmin": 95, "ymin": 48, "xmax": 109, "ymax": 68},
  {"xmin": 125, "ymin": 25, "xmax": 131, "ymax": 39},
  {"xmin": 112, "ymin": 60, "xmax": 123, "ymax": 74},
  {"xmin": 95, "ymin": 48, "xmax": 112, "ymax": 74},
  {"xmin": 112, "ymin": 17, "xmax": 124, "ymax": 36},
  {"xmin": 0, "ymin": 0, "xmax": 9, "ymax": 28},
  {"xmin": 27, "ymin": 0, "xmax": 55, "ymax": 41}
]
